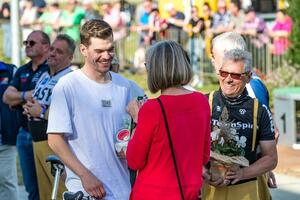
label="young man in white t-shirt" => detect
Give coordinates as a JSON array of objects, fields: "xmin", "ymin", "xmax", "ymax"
[{"xmin": 47, "ymin": 19, "xmax": 143, "ymax": 199}]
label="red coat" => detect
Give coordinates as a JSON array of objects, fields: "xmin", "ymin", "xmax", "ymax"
[{"xmin": 127, "ymin": 92, "xmax": 211, "ymax": 200}]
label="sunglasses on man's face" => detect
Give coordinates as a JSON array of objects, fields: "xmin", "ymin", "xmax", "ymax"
[
  {"xmin": 23, "ymin": 40, "xmax": 37, "ymax": 47},
  {"xmin": 219, "ymin": 70, "xmax": 248, "ymax": 80}
]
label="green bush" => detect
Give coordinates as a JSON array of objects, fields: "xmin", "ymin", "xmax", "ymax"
[{"xmin": 286, "ymin": 0, "xmax": 300, "ymax": 68}]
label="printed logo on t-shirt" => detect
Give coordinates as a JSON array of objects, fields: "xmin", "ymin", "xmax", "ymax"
[
  {"xmin": 0, "ymin": 77, "xmax": 9, "ymax": 85},
  {"xmin": 20, "ymin": 73, "xmax": 30, "ymax": 83},
  {"xmin": 239, "ymin": 109, "xmax": 246, "ymax": 115},
  {"xmin": 101, "ymin": 99, "xmax": 111, "ymax": 107}
]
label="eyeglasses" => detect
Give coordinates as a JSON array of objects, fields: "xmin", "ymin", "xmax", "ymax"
[
  {"xmin": 23, "ymin": 40, "xmax": 37, "ymax": 47},
  {"xmin": 219, "ymin": 70, "xmax": 248, "ymax": 80},
  {"xmin": 144, "ymin": 62, "xmax": 149, "ymax": 69}
]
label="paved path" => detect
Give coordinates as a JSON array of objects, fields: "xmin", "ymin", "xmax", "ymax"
[
  {"xmin": 270, "ymin": 173, "xmax": 300, "ymax": 200},
  {"xmin": 18, "ymin": 174, "xmax": 300, "ymax": 200},
  {"xmin": 18, "ymin": 145, "xmax": 300, "ymax": 199}
]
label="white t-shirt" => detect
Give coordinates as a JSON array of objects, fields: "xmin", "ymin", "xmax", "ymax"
[{"xmin": 47, "ymin": 70, "xmax": 143, "ymax": 199}]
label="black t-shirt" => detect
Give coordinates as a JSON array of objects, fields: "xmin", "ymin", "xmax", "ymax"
[
  {"xmin": 10, "ymin": 61, "xmax": 48, "ymax": 129},
  {"xmin": 208, "ymin": 89, "xmax": 275, "ymax": 165},
  {"xmin": 188, "ymin": 17, "xmax": 205, "ymax": 37}
]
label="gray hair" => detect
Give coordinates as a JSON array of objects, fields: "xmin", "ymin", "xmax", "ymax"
[
  {"xmin": 222, "ymin": 49, "xmax": 252, "ymax": 72},
  {"xmin": 146, "ymin": 40, "xmax": 193, "ymax": 93},
  {"xmin": 55, "ymin": 34, "xmax": 76, "ymax": 55},
  {"xmin": 212, "ymin": 32, "xmax": 247, "ymax": 53}
]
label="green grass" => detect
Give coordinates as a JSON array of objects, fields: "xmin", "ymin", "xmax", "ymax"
[{"xmin": 121, "ymin": 70, "xmax": 219, "ymax": 97}]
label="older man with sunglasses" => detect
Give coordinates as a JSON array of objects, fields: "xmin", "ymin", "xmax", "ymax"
[
  {"xmin": 202, "ymin": 48, "xmax": 277, "ymax": 200},
  {"xmin": 3, "ymin": 30, "xmax": 50, "ymax": 200}
]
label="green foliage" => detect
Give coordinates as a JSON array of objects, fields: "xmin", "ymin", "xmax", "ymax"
[
  {"xmin": 212, "ymin": 142, "xmax": 245, "ymax": 157},
  {"xmin": 286, "ymin": 0, "xmax": 300, "ymax": 67}
]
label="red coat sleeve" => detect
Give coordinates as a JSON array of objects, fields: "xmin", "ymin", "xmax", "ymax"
[{"xmin": 126, "ymin": 101, "xmax": 159, "ymax": 170}]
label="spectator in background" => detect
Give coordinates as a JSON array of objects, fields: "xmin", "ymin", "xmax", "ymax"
[
  {"xmin": 126, "ymin": 40, "xmax": 211, "ymax": 199},
  {"xmin": 3, "ymin": 30, "xmax": 50, "ymax": 200},
  {"xmin": 184, "ymin": 5, "xmax": 205, "ymax": 87},
  {"xmin": 20, "ymin": 0, "xmax": 38, "ymax": 43},
  {"xmin": 0, "ymin": 61, "xmax": 19, "ymax": 200},
  {"xmin": 165, "ymin": 3, "xmax": 185, "ymax": 44},
  {"xmin": 228, "ymin": 0, "xmax": 245, "ymax": 31},
  {"xmin": 211, "ymin": 0, "xmax": 231, "ymax": 35},
  {"xmin": 202, "ymin": 2, "xmax": 214, "ymax": 58},
  {"xmin": 59, "ymin": 0, "xmax": 85, "ymax": 42},
  {"xmin": 132, "ymin": 0, "xmax": 153, "ymax": 70},
  {"xmin": 37, "ymin": 2, "xmax": 62, "ymax": 41},
  {"xmin": 32, "ymin": 0, "xmax": 46, "ymax": 17},
  {"xmin": 269, "ymin": 9, "xmax": 293, "ymax": 55},
  {"xmin": 82, "ymin": 0, "xmax": 101, "ymax": 22},
  {"xmin": 147, "ymin": 8, "xmax": 167, "ymax": 44},
  {"xmin": 238, "ymin": 6, "xmax": 269, "ymax": 48},
  {"xmin": 102, "ymin": 2, "xmax": 127, "ymax": 69},
  {"xmin": 133, "ymin": 0, "xmax": 153, "ymax": 45},
  {"xmin": 0, "ymin": 0, "xmax": 11, "ymax": 59}
]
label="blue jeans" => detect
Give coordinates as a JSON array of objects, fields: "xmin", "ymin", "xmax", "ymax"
[{"xmin": 16, "ymin": 129, "xmax": 40, "ymax": 200}]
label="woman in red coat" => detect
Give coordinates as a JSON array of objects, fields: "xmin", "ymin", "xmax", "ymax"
[{"xmin": 126, "ymin": 40, "xmax": 211, "ymax": 200}]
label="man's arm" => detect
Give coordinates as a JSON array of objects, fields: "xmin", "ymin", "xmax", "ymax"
[
  {"xmin": 3, "ymin": 86, "xmax": 33, "ymax": 107},
  {"xmin": 226, "ymin": 140, "xmax": 277, "ymax": 184},
  {"xmin": 48, "ymin": 133, "xmax": 106, "ymax": 198}
]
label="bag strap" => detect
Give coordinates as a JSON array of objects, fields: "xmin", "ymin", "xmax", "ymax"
[
  {"xmin": 208, "ymin": 91, "xmax": 215, "ymax": 115},
  {"xmin": 252, "ymin": 98, "xmax": 259, "ymax": 152},
  {"xmin": 157, "ymin": 98, "xmax": 185, "ymax": 200}
]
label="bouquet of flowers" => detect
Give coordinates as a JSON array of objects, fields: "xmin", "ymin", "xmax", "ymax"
[{"xmin": 209, "ymin": 106, "xmax": 249, "ymax": 181}]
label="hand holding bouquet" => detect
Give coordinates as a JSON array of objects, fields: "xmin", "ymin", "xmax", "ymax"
[{"xmin": 209, "ymin": 107, "xmax": 249, "ymax": 181}]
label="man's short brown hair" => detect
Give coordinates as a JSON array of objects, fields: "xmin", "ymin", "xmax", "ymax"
[{"xmin": 80, "ymin": 19, "xmax": 113, "ymax": 47}]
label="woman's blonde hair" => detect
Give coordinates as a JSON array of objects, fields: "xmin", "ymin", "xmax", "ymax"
[{"xmin": 146, "ymin": 40, "xmax": 193, "ymax": 93}]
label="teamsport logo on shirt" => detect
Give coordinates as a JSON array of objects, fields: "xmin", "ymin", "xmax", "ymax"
[{"xmin": 212, "ymin": 119, "xmax": 254, "ymax": 130}]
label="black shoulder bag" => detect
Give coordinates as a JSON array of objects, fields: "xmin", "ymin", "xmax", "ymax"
[{"xmin": 157, "ymin": 98, "xmax": 185, "ymax": 200}]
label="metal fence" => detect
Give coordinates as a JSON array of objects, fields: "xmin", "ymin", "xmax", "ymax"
[{"xmin": 72, "ymin": 30, "xmax": 285, "ymax": 76}]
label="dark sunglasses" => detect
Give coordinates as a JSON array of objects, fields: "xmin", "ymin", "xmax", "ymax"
[
  {"xmin": 23, "ymin": 40, "xmax": 37, "ymax": 47},
  {"xmin": 219, "ymin": 70, "xmax": 248, "ymax": 80}
]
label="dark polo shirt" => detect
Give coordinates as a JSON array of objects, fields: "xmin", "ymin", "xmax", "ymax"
[{"xmin": 10, "ymin": 60, "xmax": 48, "ymax": 130}]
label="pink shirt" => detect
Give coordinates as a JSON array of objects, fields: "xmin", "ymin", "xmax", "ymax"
[
  {"xmin": 127, "ymin": 92, "xmax": 211, "ymax": 200},
  {"xmin": 272, "ymin": 16, "xmax": 293, "ymax": 55}
]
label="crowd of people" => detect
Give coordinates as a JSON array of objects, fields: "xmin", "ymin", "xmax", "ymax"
[{"xmin": 0, "ymin": 0, "xmax": 286, "ymax": 200}]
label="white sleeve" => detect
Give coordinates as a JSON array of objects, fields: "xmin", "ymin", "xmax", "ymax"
[
  {"xmin": 128, "ymin": 80, "xmax": 144, "ymax": 101},
  {"xmin": 47, "ymin": 81, "xmax": 73, "ymax": 136}
]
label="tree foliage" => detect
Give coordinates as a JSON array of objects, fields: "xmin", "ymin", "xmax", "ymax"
[{"xmin": 286, "ymin": 0, "xmax": 300, "ymax": 68}]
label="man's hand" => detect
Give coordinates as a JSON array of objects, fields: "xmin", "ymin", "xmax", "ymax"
[
  {"xmin": 116, "ymin": 149, "xmax": 126, "ymax": 159},
  {"xmin": 24, "ymin": 90, "xmax": 33, "ymax": 102},
  {"xmin": 127, "ymin": 98, "xmax": 145, "ymax": 123},
  {"xmin": 23, "ymin": 99, "xmax": 42, "ymax": 118},
  {"xmin": 80, "ymin": 170, "xmax": 106, "ymax": 199},
  {"xmin": 267, "ymin": 171, "xmax": 277, "ymax": 188},
  {"xmin": 226, "ymin": 166, "xmax": 244, "ymax": 184},
  {"xmin": 202, "ymin": 166, "xmax": 230, "ymax": 187}
]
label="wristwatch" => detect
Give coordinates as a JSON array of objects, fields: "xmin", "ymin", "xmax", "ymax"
[{"xmin": 39, "ymin": 105, "xmax": 47, "ymax": 119}]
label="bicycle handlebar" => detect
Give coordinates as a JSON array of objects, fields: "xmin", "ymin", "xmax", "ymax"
[
  {"xmin": 63, "ymin": 191, "xmax": 100, "ymax": 200},
  {"xmin": 63, "ymin": 191, "xmax": 84, "ymax": 200}
]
